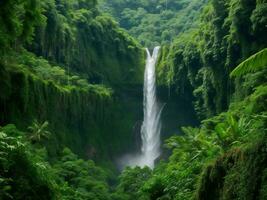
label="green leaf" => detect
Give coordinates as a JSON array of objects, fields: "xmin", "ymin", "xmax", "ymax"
[{"xmin": 230, "ymin": 48, "xmax": 267, "ymax": 77}]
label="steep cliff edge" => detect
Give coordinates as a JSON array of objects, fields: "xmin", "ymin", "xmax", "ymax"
[
  {"xmin": 0, "ymin": 0, "xmax": 145, "ymax": 160},
  {"xmin": 157, "ymin": 0, "xmax": 267, "ymax": 120}
]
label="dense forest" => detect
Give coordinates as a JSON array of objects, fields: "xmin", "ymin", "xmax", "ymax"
[
  {"xmin": 0, "ymin": 0, "xmax": 266, "ymax": 199},
  {"xmin": 99, "ymin": 0, "xmax": 207, "ymax": 47}
]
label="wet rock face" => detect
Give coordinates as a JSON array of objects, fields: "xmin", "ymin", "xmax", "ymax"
[
  {"xmin": 157, "ymin": 85, "xmax": 199, "ymax": 138},
  {"xmin": 132, "ymin": 120, "xmax": 143, "ymax": 153}
]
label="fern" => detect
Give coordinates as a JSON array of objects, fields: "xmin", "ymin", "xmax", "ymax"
[{"xmin": 230, "ymin": 48, "xmax": 267, "ymax": 77}]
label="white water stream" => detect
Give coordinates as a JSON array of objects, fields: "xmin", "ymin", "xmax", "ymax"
[
  {"xmin": 120, "ymin": 47, "xmax": 162, "ymax": 169},
  {"xmin": 138, "ymin": 46, "xmax": 162, "ymax": 168}
]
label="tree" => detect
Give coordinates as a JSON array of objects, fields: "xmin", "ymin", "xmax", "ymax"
[
  {"xmin": 114, "ymin": 166, "xmax": 152, "ymax": 200},
  {"xmin": 28, "ymin": 120, "xmax": 51, "ymax": 143}
]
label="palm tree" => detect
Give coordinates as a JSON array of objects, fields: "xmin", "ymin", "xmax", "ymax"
[
  {"xmin": 28, "ymin": 120, "xmax": 51, "ymax": 143},
  {"xmin": 165, "ymin": 127, "xmax": 221, "ymax": 162},
  {"xmin": 230, "ymin": 48, "xmax": 267, "ymax": 77}
]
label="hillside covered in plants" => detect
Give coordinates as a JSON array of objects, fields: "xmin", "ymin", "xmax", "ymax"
[
  {"xmin": 0, "ymin": 0, "xmax": 267, "ymax": 200},
  {"xmin": 99, "ymin": 0, "xmax": 208, "ymax": 47},
  {"xmin": 0, "ymin": 0, "xmax": 146, "ymax": 160}
]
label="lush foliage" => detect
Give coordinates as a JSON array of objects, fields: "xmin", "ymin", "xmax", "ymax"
[
  {"xmin": 0, "ymin": 0, "xmax": 45, "ymax": 49},
  {"xmin": 157, "ymin": 0, "xmax": 267, "ymax": 119},
  {"xmin": 1, "ymin": 0, "xmax": 267, "ymax": 199},
  {"xmin": 0, "ymin": 124, "xmax": 116, "ymax": 200},
  {"xmin": 0, "ymin": 0, "xmax": 144, "ymax": 85},
  {"xmin": 99, "ymin": 0, "xmax": 207, "ymax": 47},
  {"xmin": 0, "ymin": 125, "xmax": 56, "ymax": 200},
  {"xmin": 29, "ymin": 0, "xmax": 144, "ymax": 85},
  {"xmin": 231, "ymin": 48, "xmax": 267, "ymax": 77},
  {"xmin": 0, "ymin": 0, "xmax": 144, "ymax": 161},
  {"xmin": 109, "ymin": 63, "xmax": 267, "ymax": 200}
]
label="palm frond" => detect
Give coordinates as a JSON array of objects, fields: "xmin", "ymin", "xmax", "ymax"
[
  {"xmin": 230, "ymin": 48, "xmax": 267, "ymax": 77},
  {"xmin": 40, "ymin": 121, "xmax": 49, "ymax": 130},
  {"xmin": 27, "ymin": 120, "xmax": 51, "ymax": 143}
]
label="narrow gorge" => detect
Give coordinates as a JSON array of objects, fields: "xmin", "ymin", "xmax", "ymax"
[{"xmin": 0, "ymin": 0, "xmax": 266, "ymax": 200}]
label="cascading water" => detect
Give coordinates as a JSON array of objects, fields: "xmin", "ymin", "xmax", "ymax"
[
  {"xmin": 119, "ymin": 46, "xmax": 163, "ymax": 169},
  {"xmin": 138, "ymin": 46, "xmax": 162, "ymax": 168}
]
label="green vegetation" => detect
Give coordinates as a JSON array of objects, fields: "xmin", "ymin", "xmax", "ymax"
[
  {"xmin": 0, "ymin": 124, "xmax": 114, "ymax": 200},
  {"xmin": 0, "ymin": 0, "xmax": 144, "ymax": 161},
  {"xmin": 1, "ymin": 0, "xmax": 267, "ymax": 199},
  {"xmin": 105, "ymin": 51, "xmax": 267, "ymax": 199},
  {"xmin": 99, "ymin": 0, "xmax": 207, "ymax": 47},
  {"xmin": 157, "ymin": 0, "xmax": 267, "ymax": 119},
  {"xmin": 1, "ymin": 68, "xmax": 266, "ymax": 199},
  {"xmin": 28, "ymin": 120, "xmax": 51, "ymax": 143},
  {"xmin": 231, "ymin": 48, "xmax": 267, "ymax": 77}
]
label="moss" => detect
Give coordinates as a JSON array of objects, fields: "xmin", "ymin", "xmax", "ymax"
[
  {"xmin": 156, "ymin": 0, "xmax": 267, "ymax": 120},
  {"xmin": 196, "ymin": 136, "xmax": 267, "ymax": 200},
  {"xmin": 0, "ymin": 62, "xmax": 142, "ymax": 161}
]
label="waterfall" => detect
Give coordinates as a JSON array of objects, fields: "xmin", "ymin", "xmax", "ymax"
[
  {"xmin": 139, "ymin": 46, "xmax": 162, "ymax": 168},
  {"xmin": 119, "ymin": 46, "xmax": 162, "ymax": 169}
]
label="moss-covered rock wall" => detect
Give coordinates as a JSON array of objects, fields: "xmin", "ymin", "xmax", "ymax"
[
  {"xmin": 0, "ymin": 0, "xmax": 146, "ymax": 162},
  {"xmin": 196, "ymin": 135, "xmax": 267, "ymax": 200},
  {"xmin": 157, "ymin": 0, "xmax": 267, "ymax": 120},
  {"xmin": 0, "ymin": 61, "xmax": 143, "ymax": 161}
]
